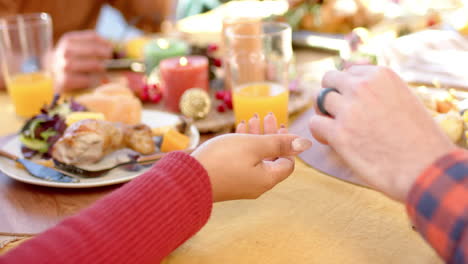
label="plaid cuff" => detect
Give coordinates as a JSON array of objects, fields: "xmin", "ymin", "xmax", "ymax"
[{"xmin": 407, "ymin": 149, "xmax": 468, "ymax": 263}]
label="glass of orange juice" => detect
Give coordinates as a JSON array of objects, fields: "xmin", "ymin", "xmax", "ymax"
[
  {"xmin": 224, "ymin": 21, "xmax": 292, "ymax": 129},
  {"xmin": 0, "ymin": 13, "xmax": 54, "ymax": 118}
]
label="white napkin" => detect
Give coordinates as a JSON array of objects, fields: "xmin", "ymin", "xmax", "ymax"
[{"xmin": 380, "ymin": 30, "xmax": 468, "ymax": 89}]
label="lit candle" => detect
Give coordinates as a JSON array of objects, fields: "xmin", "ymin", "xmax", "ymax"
[
  {"xmin": 159, "ymin": 56, "xmax": 209, "ymax": 112},
  {"xmin": 157, "ymin": 39, "xmax": 169, "ymax": 49},
  {"xmin": 144, "ymin": 38, "xmax": 189, "ymax": 74},
  {"xmin": 179, "ymin": 56, "xmax": 188, "ymax": 66}
]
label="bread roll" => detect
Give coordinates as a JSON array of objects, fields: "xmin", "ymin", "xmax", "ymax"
[
  {"xmin": 76, "ymin": 83, "xmax": 142, "ymax": 125},
  {"xmin": 94, "ymin": 83, "xmax": 135, "ymax": 97}
]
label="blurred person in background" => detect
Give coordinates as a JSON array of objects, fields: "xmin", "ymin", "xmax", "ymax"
[{"xmin": 0, "ymin": 0, "xmax": 173, "ymax": 92}]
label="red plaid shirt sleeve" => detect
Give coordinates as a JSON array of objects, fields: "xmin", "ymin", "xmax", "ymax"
[{"xmin": 407, "ymin": 149, "xmax": 468, "ymax": 264}]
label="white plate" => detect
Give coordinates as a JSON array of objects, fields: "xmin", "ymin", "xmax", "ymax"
[{"xmin": 0, "ymin": 110, "xmax": 200, "ymax": 188}]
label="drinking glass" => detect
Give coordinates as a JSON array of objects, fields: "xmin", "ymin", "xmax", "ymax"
[
  {"xmin": 0, "ymin": 13, "xmax": 54, "ymax": 117},
  {"xmin": 224, "ymin": 21, "xmax": 292, "ymax": 128}
]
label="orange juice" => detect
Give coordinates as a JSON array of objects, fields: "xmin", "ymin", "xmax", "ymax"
[
  {"xmin": 233, "ymin": 82, "xmax": 289, "ymax": 128},
  {"xmin": 7, "ymin": 72, "xmax": 54, "ymax": 117}
]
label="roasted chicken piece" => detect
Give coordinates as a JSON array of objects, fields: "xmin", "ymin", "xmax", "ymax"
[
  {"xmin": 52, "ymin": 119, "xmax": 155, "ymax": 165},
  {"xmin": 123, "ymin": 124, "xmax": 155, "ymax": 154}
]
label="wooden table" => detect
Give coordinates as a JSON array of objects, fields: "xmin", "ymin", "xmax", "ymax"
[{"xmin": 0, "ymin": 50, "xmax": 442, "ymax": 263}]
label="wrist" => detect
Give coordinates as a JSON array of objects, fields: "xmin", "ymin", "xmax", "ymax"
[
  {"xmin": 191, "ymin": 152, "xmax": 220, "ymax": 202},
  {"xmin": 394, "ymin": 142, "xmax": 457, "ymax": 202}
]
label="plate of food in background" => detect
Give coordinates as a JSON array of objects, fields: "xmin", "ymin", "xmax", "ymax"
[
  {"xmin": 0, "ymin": 83, "xmax": 199, "ymax": 188},
  {"xmin": 279, "ymin": 0, "xmax": 458, "ymax": 52},
  {"xmin": 413, "ymin": 86, "xmax": 468, "ymax": 148},
  {"xmin": 175, "ymin": 0, "xmax": 453, "ymax": 53}
]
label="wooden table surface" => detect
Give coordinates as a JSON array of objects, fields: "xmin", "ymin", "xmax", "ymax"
[{"xmin": 0, "ymin": 50, "xmax": 443, "ymax": 263}]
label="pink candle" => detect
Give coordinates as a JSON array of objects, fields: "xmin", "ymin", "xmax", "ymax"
[{"xmin": 160, "ymin": 56, "xmax": 209, "ymax": 112}]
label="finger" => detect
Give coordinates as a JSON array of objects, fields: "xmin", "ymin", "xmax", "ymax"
[
  {"xmin": 248, "ymin": 114, "xmax": 261, "ymax": 134},
  {"xmin": 64, "ymin": 30, "xmax": 112, "ymax": 47},
  {"xmin": 259, "ymin": 157, "xmax": 295, "ymax": 185},
  {"xmin": 322, "ymin": 70, "xmax": 353, "ymax": 94},
  {"xmin": 262, "ymin": 113, "xmax": 279, "ymax": 161},
  {"xmin": 312, "ymin": 89, "xmax": 328, "ymax": 117},
  {"xmin": 278, "ymin": 124, "xmax": 288, "ymax": 134},
  {"xmin": 263, "ymin": 112, "xmax": 278, "ymax": 134},
  {"xmin": 276, "ymin": 124, "xmax": 293, "ymax": 161},
  {"xmin": 64, "ymin": 58, "xmax": 106, "ymax": 73},
  {"xmin": 345, "ymin": 64, "xmax": 377, "ymax": 76},
  {"xmin": 65, "ymin": 43, "xmax": 112, "ymax": 59},
  {"xmin": 313, "ymin": 102, "xmax": 327, "ymax": 118},
  {"xmin": 64, "ymin": 30, "xmax": 99, "ymax": 40},
  {"xmin": 248, "ymin": 134, "xmax": 312, "ymax": 160},
  {"xmin": 56, "ymin": 73, "xmax": 96, "ymax": 92},
  {"xmin": 313, "ymin": 88, "xmax": 345, "ymax": 117},
  {"xmin": 309, "ymin": 114, "xmax": 335, "ymax": 145},
  {"xmin": 236, "ymin": 120, "xmax": 247, "ymax": 133}
]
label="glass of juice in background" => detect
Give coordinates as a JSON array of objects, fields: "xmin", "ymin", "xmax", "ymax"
[
  {"xmin": 0, "ymin": 13, "xmax": 54, "ymax": 118},
  {"xmin": 224, "ymin": 21, "xmax": 292, "ymax": 129}
]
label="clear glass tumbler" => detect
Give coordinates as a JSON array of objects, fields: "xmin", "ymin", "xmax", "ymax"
[
  {"xmin": 0, "ymin": 13, "xmax": 54, "ymax": 117},
  {"xmin": 224, "ymin": 21, "xmax": 292, "ymax": 128}
]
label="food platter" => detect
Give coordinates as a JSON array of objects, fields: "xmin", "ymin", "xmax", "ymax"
[{"xmin": 0, "ymin": 110, "xmax": 200, "ymax": 188}]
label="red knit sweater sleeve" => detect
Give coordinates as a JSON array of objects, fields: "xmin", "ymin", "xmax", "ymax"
[{"xmin": 0, "ymin": 152, "xmax": 213, "ymax": 264}]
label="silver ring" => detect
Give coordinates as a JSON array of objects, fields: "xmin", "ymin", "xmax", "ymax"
[{"xmin": 317, "ymin": 88, "xmax": 339, "ymax": 116}]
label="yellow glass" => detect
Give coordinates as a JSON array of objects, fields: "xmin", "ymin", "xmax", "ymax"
[
  {"xmin": 0, "ymin": 13, "xmax": 53, "ymax": 117},
  {"xmin": 224, "ymin": 22, "xmax": 292, "ymax": 129},
  {"xmin": 233, "ymin": 82, "xmax": 289, "ymax": 127},
  {"xmin": 7, "ymin": 72, "xmax": 54, "ymax": 117}
]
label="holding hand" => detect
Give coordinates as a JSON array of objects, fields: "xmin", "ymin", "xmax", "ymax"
[
  {"xmin": 192, "ymin": 114, "xmax": 311, "ymax": 202},
  {"xmin": 309, "ymin": 66, "xmax": 456, "ymax": 202},
  {"xmin": 52, "ymin": 30, "xmax": 112, "ymax": 92},
  {"xmin": 236, "ymin": 112, "xmax": 288, "ymax": 135}
]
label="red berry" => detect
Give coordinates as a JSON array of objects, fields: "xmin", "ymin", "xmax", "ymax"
[
  {"xmin": 225, "ymin": 97, "xmax": 233, "ymax": 109},
  {"xmin": 223, "ymin": 91, "xmax": 232, "ymax": 101},
  {"xmin": 215, "ymin": 90, "xmax": 226, "ymax": 100},
  {"xmin": 216, "ymin": 103, "xmax": 226, "ymax": 113},
  {"xmin": 150, "ymin": 92, "xmax": 163, "ymax": 103},
  {"xmin": 223, "ymin": 92, "xmax": 233, "ymax": 109},
  {"xmin": 140, "ymin": 84, "xmax": 150, "ymax": 101},
  {"xmin": 149, "ymin": 83, "xmax": 158, "ymax": 90},
  {"xmin": 207, "ymin": 44, "xmax": 218, "ymax": 53},
  {"xmin": 147, "ymin": 83, "xmax": 163, "ymax": 103},
  {"xmin": 140, "ymin": 90, "xmax": 149, "ymax": 101},
  {"xmin": 213, "ymin": 58, "xmax": 222, "ymax": 67}
]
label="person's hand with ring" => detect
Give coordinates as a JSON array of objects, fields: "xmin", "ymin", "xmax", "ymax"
[{"xmin": 309, "ymin": 65, "xmax": 456, "ymax": 202}]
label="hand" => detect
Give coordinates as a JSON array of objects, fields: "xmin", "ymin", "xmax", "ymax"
[
  {"xmin": 192, "ymin": 132, "xmax": 312, "ymax": 202},
  {"xmin": 236, "ymin": 112, "xmax": 291, "ymax": 161},
  {"xmin": 52, "ymin": 30, "xmax": 112, "ymax": 92},
  {"xmin": 309, "ymin": 66, "xmax": 456, "ymax": 202},
  {"xmin": 235, "ymin": 112, "xmax": 288, "ymax": 135}
]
